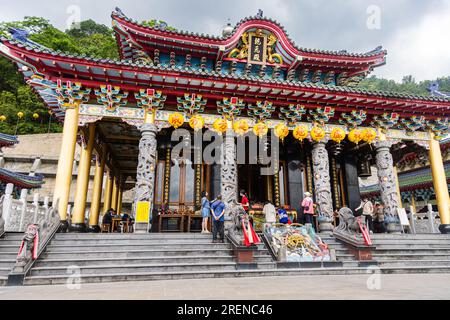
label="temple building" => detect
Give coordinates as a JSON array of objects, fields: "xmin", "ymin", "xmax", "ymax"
[{"xmin": 1, "ymin": 8, "xmax": 450, "ymax": 235}]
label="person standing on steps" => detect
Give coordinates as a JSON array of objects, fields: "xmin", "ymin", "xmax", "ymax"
[
  {"xmin": 356, "ymin": 198, "xmax": 375, "ymax": 234},
  {"xmin": 201, "ymin": 191, "xmax": 211, "ymax": 234},
  {"xmin": 302, "ymin": 192, "xmax": 315, "ymax": 226},
  {"xmin": 263, "ymin": 201, "xmax": 277, "ymax": 231},
  {"xmin": 210, "ymin": 195, "xmax": 225, "ymax": 243},
  {"xmin": 239, "ymin": 190, "xmax": 252, "ymax": 226}
]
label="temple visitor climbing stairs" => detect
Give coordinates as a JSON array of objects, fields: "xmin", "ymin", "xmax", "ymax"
[{"xmin": 0, "ymin": 233, "xmax": 23, "ymax": 286}]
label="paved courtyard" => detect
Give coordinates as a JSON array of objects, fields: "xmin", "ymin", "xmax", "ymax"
[{"xmin": 1, "ymin": 274, "xmax": 450, "ymax": 300}]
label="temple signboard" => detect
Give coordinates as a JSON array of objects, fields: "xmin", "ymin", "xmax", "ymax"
[{"xmin": 248, "ymin": 33, "xmax": 267, "ymax": 65}]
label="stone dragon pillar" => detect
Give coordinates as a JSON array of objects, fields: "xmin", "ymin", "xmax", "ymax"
[
  {"xmin": 221, "ymin": 129, "xmax": 238, "ymax": 207},
  {"xmin": 374, "ymin": 140, "xmax": 401, "ymax": 233},
  {"xmin": 133, "ymin": 123, "xmax": 158, "ymax": 233},
  {"xmin": 311, "ymin": 142, "xmax": 334, "ymax": 232}
]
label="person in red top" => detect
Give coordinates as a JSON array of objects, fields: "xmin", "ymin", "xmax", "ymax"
[
  {"xmin": 239, "ymin": 190, "xmax": 253, "ymax": 227},
  {"xmin": 240, "ymin": 190, "xmax": 250, "ymax": 212}
]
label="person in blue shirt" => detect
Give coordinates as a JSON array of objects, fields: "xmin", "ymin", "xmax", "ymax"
[
  {"xmin": 210, "ymin": 195, "xmax": 226, "ymax": 243},
  {"xmin": 201, "ymin": 191, "xmax": 211, "ymax": 234}
]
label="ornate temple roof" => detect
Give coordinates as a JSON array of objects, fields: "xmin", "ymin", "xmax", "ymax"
[
  {"xmin": 112, "ymin": 8, "xmax": 387, "ymax": 58},
  {"xmin": 0, "ymin": 133, "xmax": 44, "ymax": 189},
  {"xmin": 0, "ymin": 8, "xmax": 449, "ymax": 124},
  {"xmin": 0, "ymin": 133, "xmax": 19, "ymax": 149},
  {"xmin": 0, "ymin": 168, "xmax": 44, "ymax": 189}
]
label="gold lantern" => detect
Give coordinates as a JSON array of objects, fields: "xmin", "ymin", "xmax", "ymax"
[
  {"xmin": 253, "ymin": 122, "xmax": 269, "ymax": 138},
  {"xmin": 348, "ymin": 128, "xmax": 363, "ymax": 144},
  {"xmin": 362, "ymin": 128, "xmax": 377, "ymax": 144},
  {"xmin": 213, "ymin": 118, "xmax": 228, "ymax": 134},
  {"xmin": 274, "ymin": 123, "xmax": 289, "ymax": 141},
  {"xmin": 189, "ymin": 114, "xmax": 205, "ymax": 132},
  {"xmin": 168, "ymin": 112, "xmax": 185, "ymax": 129},
  {"xmin": 293, "ymin": 125, "xmax": 309, "ymax": 142},
  {"xmin": 310, "ymin": 126, "xmax": 326, "ymax": 142},
  {"xmin": 233, "ymin": 119, "xmax": 249, "ymax": 136},
  {"xmin": 330, "ymin": 127, "xmax": 346, "ymax": 144}
]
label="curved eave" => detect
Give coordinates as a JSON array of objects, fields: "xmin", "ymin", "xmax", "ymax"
[
  {"xmin": 111, "ymin": 12, "xmax": 387, "ymax": 70},
  {"xmin": 0, "ymin": 133, "xmax": 19, "ymax": 148},
  {"xmin": 1, "ymin": 37, "xmax": 449, "ymax": 120},
  {"xmin": 0, "ymin": 168, "xmax": 44, "ymax": 189}
]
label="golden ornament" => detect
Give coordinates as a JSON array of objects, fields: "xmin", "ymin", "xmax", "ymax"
[
  {"xmin": 293, "ymin": 125, "xmax": 309, "ymax": 141},
  {"xmin": 274, "ymin": 123, "xmax": 289, "ymax": 141},
  {"xmin": 168, "ymin": 113, "xmax": 185, "ymax": 129},
  {"xmin": 189, "ymin": 114, "xmax": 205, "ymax": 132}
]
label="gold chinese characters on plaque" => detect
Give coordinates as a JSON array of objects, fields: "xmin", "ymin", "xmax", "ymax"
[
  {"xmin": 248, "ymin": 32, "xmax": 267, "ymax": 65},
  {"xmin": 228, "ymin": 29, "xmax": 283, "ymax": 65}
]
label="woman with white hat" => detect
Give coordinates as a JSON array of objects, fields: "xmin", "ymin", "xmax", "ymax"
[{"xmin": 302, "ymin": 192, "xmax": 315, "ymax": 226}]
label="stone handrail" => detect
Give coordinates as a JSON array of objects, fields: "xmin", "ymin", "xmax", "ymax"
[
  {"xmin": 7, "ymin": 199, "xmax": 60, "ymax": 286},
  {"xmin": 408, "ymin": 204, "xmax": 441, "ymax": 234},
  {"xmin": 0, "ymin": 195, "xmax": 5, "ymax": 238}
]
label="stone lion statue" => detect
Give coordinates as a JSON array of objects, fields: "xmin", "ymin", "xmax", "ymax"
[{"xmin": 335, "ymin": 207, "xmax": 366, "ymax": 235}]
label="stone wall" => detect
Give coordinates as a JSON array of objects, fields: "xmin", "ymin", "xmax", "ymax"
[{"xmin": 0, "ymin": 133, "xmax": 133, "ymax": 216}]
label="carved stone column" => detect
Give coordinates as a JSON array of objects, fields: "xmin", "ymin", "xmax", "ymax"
[
  {"xmin": 311, "ymin": 142, "xmax": 334, "ymax": 232},
  {"xmin": 133, "ymin": 123, "xmax": 158, "ymax": 233},
  {"xmin": 221, "ymin": 130, "xmax": 238, "ymax": 207},
  {"xmin": 374, "ymin": 140, "xmax": 401, "ymax": 233}
]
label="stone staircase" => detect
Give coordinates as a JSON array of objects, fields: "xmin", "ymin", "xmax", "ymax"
[
  {"xmin": 0, "ymin": 233, "xmax": 23, "ymax": 286},
  {"xmin": 4, "ymin": 232, "xmax": 450, "ymax": 286},
  {"xmin": 370, "ymin": 234, "xmax": 450, "ymax": 273}
]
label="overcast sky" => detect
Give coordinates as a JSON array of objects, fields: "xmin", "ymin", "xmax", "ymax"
[{"xmin": 1, "ymin": 0, "xmax": 449, "ymax": 82}]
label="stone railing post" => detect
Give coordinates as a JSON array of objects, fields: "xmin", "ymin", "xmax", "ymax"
[
  {"xmin": 32, "ymin": 193, "xmax": 39, "ymax": 224},
  {"xmin": 374, "ymin": 140, "xmax": 401, "ymax": 233},
  {"xmin": 409, "ymin": 205, "xmax": 416, "ymax": 234},
  {"xmin": 133, "ymin": 123, "xmax": 158, "ymax": 233},
  {"xmin": 2, "ymin": 183, "xmax": 14, "ymax": 229},
  {"xmin": 311, "ymin": 142, "xmax": 334, "ymax": 233},
  {"xmin": 18, "ymin": 189, "xmax": 28, "ymax": 232}
]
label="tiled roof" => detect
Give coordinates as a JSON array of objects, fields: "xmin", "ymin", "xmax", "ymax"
[
  {"xmin": 0, "ymin": 133, "xmax": 19, "ymax": 148},
  {"xmin": 112, "ymin": 9, "xmax": 387, "ymax": 58},
  {"xmin": 0, "ymin": 168, "xmax": 44, "ymax": 189},
  {"xmin": 2, "ymin": 36, "xmax": 449, "ymax": 104}
]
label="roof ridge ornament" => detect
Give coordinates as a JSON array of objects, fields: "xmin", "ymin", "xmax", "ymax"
[{"xmin": 256, "ymin": 9, "xmax": 264, "ymax": 19}]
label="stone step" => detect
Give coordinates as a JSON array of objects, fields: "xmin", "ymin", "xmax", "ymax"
[
  {"xmin": 55, "ymin": 233, "xmax": 214, "ymax": 239},
  {"xmin": 0, "ymin": 259, "xmax": 16, "ymax": 268},
  {"xmin": 23, "ymin": 267, "xmax": 371, "ymax": 286},
  {"xmin": 0, "ymin": 245, "xmax": 23, "ymax": 253},
  {"xmin": 29, "ymin": 262, "xmax": 238, "ymax": 277},
  {"xmin": 372, "ymin": 239, "xmax": 450, "ymax": 245},
  {"xmin": 370, "ymin": 234, "xmax": 450, "ymax": 240},
  {"xmin": 0, "ymin": 267, "xmax": 11, "ymax": 276},
  {"xmin": 378, "ymin": 260, "xmax": 450, "ymax": 267},
  {"xmin": 45, "ymin": 243, "xmax": 231, "ymax": 252},
  {"xmin": 34, "ymin": 256, "xmax": 236, "ymax": 267},
  {"xmin": 0, "ymin": 233, "xmax": 24, "ymax": 241},
  {"xmin": 50, "ymin": 239, "xmax": 224, "ymax": 246},
  {"xmin": 24, "ymin": 265, "xmax": 450, "ymax": 286},
  {"xmin": 41, "ymin": 248, "xmax": 235, "ymax": 259},
  {"xmin": 374, "ymin": 248, "xmax": 450, "ymax": 255},
  {"xmin": 373, "ymin": 253, "xmax": 450, "ymax": 261},
  {"xmin": 373, "ymin": 244, "xmax": 450, "ymax": 250}
]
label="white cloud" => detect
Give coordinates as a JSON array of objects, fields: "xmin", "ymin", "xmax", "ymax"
[{"xmin": 374, "ymin": 2, "xmax": 450, "ymax": 82}]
